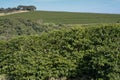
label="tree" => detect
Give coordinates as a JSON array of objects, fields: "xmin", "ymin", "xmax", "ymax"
[
  {"xmin": 0, "ymin": 8, "xmax": 5, "ymax": 13},
  {"xmin": 17, "ymin": 5, "xmax": 36, "ymax": 11}
]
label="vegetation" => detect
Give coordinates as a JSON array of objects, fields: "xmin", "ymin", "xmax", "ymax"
[
  {"xmin": 0, "ymin": 18, "xmax": 66, "ymax": 40},
  {"xmin": 0, "ymin": 5, "xmax": 36, "ymax": 13},
  {"xmin": 0, "ymin": 11, "xmax": 120, "ymax": 24},
  {"xmin": 0, "ymin": 24, "xmax": 120, "ymax": 80},
  {"xmin": 0, "ymin": 11, "xmax": 120, "ymax": 80}
]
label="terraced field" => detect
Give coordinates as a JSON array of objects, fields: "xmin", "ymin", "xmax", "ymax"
[{"xmin": 0, "ymin": 11, "xmax": 120, "ymax": 24}]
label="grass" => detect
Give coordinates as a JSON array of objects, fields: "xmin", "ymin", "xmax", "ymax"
[{"xmin": 0, "ymin": 11, "xmax": 120, "ymax": 24}]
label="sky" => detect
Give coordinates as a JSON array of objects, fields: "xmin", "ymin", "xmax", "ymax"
[{"xmin": 0, "ymin": 0, "xmax": 120, "ymax": 14}]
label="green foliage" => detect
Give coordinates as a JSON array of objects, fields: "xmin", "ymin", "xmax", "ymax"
[
  {"xmin": 0, "ymin": 18, "xmax": 65, "ymax": 40},
  {"xmin": 0, "ymin": 24, "xmax": 120, "ymax": 80}
]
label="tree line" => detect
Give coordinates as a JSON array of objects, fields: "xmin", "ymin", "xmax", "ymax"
[{"xmin": 0, "ymin": 5, "xmax": 36, "ymax": 13}]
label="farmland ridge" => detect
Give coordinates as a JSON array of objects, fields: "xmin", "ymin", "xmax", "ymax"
[{"xmin": 0, "ymin": 11, "xmax": 120, "ymax": 24}]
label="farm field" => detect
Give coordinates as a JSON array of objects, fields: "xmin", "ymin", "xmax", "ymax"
[{"xmin": 0, "ymin": 11, "xmax": 120, "ymax": 24}]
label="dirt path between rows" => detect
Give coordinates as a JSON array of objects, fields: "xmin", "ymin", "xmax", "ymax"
[{"xmin": 0, "ymin": 10, "xmax": 29, "ymax": 16}]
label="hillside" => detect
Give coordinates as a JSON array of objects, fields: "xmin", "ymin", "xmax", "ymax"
[
  {"xmin": 0, "ymin": 10, "xmax": 120, "ymax": 80},
  {"xmin": 0, "ymin": 11, "xmax": 120, "ymax": 24},
  {"xmin": 0, "ymin": 18, "xmax": 68, "ymax": 40},
  {"xmin": 0, "ymin": 24, "xmax": 120, "ymax": 80}
]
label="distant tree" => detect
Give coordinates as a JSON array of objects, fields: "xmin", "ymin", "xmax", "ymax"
[
  {"xmin": 0, "ymin": 8, "xmax": 4, "ymax": 13},
  {"xmin": 6, "ymin": 7, "xmax": 12, "ymax": 12},
  {"xmin": 11, "ymin": 7, "xmax": 17, "ymax": 11},
  {"xmin": 27, "ymin": 6, "xmax": 36, "ymax": 11},
  {"xmin": 0, "ymin": 8, "xmax": 4, "ymax": 11},
  {"xmin": 17, "ymin": 5, "xmax": 36, "ymax": 11},
  {"xmin": 0, "ymin": 5, "xmax": 36, "ymax": 13}
]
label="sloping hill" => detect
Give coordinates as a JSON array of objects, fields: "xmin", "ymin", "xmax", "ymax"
[
  {"xmin": 0, "ymin": 18, "xmax": 65, "ymax": 40},
  {"xmin": 0, "ymin": 11, "xmax": 120, "ymax": 24}
]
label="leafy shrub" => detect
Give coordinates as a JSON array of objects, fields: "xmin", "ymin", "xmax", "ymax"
[{"xmin": 0, "ymin": 24, "xmax": 120, "ymax": 80}]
